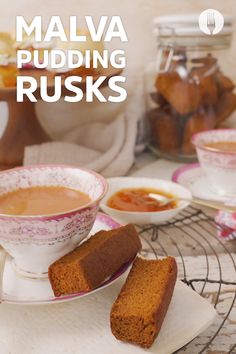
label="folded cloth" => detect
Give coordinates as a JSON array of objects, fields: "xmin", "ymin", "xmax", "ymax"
[{"xmin": 24, "ymin": 76, "xmax": 145, "ymax": 177}]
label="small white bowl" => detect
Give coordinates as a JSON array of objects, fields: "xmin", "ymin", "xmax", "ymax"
[{"xmin": 100, "ymin": 177, "xmax": 191, "ymax": 225}]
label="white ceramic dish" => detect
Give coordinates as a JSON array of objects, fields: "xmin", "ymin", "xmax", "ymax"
[
  {"xmin": 172, "ymin": 163, "xmax": 233, "ymax": 202},
  {"xmin": 1, "ymin": 213, "xmax": 134, "ymax": 305},
  {"xmin": 2, "ymin": 278, "xmax": 217, "ymax": 353},
  {"xmin": 100, "ymin": 177, "xmax": 192, "ymax": 225}
]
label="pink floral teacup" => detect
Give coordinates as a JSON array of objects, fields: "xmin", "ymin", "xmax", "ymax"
[
  {"xmin": 0, "ymin": 165, "xmax": 107, "ymax": 278},
  {"xmin": 192, "ymin": 129, "xmax": 236, "ymax": 196}
]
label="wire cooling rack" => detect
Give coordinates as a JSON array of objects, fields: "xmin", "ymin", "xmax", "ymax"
[{"xmin": 137, "ymin": 206, "xmax": 236, "ymax": 354}]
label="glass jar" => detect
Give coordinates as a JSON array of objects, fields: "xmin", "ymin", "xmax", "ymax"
[{"xmin": 145, "ymin": 14, "xmax": 236, "ymax": 162}]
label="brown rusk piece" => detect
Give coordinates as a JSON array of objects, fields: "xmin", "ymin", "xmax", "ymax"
[
  {"xmin": 48, "ymin": 224, "xmax": 141, "ymax": 297},
  {"xmin": 215, "ymin": 71, "xmax": 235, "ymax": 94},
  {"xmin": 191, "ymin": 54, "xmax": 217, "ymax": 67},
  {"xmin": 155, "ymin": 72, "xmax": 201, "ymax": 115},
  {"xmin": 191, "ymin": 65, "xmax": 218, "ymax": 106},
  {"xmin": 182, "ymin": 107, "xmax": 215, "ymax": 155},
  {"xmin": 215, "ymin": 91, "xmax": 236, "ymax": 126},
  {"xmin": 150, "ymin": 92, "xmax": 168, "ymax": 107},
  {"xmin": 110, "ymin": 257, "xmax": 177, "ymax": 348},
  {"xmin": 148, "ymin": 107, "xmax": 181, "ymax": 153}
]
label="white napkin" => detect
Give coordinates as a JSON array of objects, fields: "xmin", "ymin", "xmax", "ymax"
[
  {"xmin": 0, "ymin": 279, "xmax": 216, "ymax": 354},
  {"xmin": 23, "ymin": 75, "xmax": 145, "ymax": 178}
]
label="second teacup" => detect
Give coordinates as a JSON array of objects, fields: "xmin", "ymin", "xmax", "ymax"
[{"xmin": 192, "ymin": 129, "xmax": 236, "ymax": 196}]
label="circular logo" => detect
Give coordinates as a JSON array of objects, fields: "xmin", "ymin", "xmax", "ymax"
[{"xmin": 198, "ymin": 9, "xmax": 224, "ymax": 35}]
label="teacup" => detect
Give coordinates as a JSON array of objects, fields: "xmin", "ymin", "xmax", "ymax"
[
  {"xmin": 0, "ymin": 165, "xmax": 107, "ymax": 278},
  {"xmin": 192, "ymin": 129, "xmax": 236, "ymax": 196}
]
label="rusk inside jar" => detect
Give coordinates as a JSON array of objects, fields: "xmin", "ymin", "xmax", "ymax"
[{"xmin": 145, "ymin": 14, "xmax": 236, "ymax": 162}]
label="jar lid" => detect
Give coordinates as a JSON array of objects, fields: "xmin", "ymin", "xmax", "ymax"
[{"xmin": 154, "ymin": 13, "xmax": 233, "ymax": 37}]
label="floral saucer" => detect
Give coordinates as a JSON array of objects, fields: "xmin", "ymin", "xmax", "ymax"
[
  {"xmin": 172, "ymin": 163, "xmax": 232, "ymax": 202},
  {"xmin": 2, "ymin": 213, "xmax": 133, "ymax": 305}
]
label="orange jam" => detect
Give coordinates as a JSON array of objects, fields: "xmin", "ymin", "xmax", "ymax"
[{"xmin": 107, "ymin": 188, "xmax": 177, "ymax": 212}]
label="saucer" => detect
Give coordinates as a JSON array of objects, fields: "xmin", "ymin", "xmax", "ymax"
[
  {"xmin": 2, "ymin": 213, "xmax": 134, "ymax": 305},
  {"xmin": 172, "ymin": 163, "xmax": 232, "ymax": 202}
]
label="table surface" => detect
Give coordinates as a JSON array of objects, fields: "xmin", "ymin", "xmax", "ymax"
[{"xmin": 130, "ymin": 154, "xmax": 236, "ymax": 354}]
